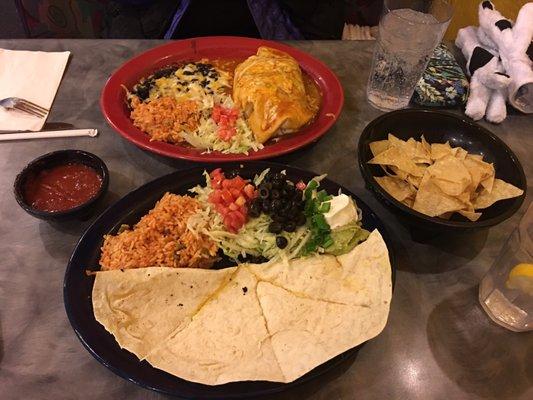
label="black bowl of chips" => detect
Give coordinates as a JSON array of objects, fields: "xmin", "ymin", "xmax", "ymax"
[{"xmin": 358, "ymin": 109, "xmax": 526, "ymax": 232}]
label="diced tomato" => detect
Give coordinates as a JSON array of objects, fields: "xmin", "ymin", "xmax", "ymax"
[
  {"xmin": 212, "ymin": 105, "xmax": 239, "ymax": 141},
  {"xmin": 235, "ymin": 195, "xmax": 246, "ymax": 207},
  {"xmin": 230, "ymin": 209, "xmax": 246, "ymax": 227},
  {"xmin": 208, "ymin": 168, "xmax": 258, "ymax": 233},
  {"xmin": 220, "ymin": 189, "xmax": 233, "ymax": 204},
  {"xmin": 296, "ymin": 181, "xmax": 306, "ymax": 191},
  {"xmin": 227, "ymin": 187, "xmax": 238, "ymax": 197},
  {"xmin": 210, "ymin": 168, "xmax": 224, "ymax": 188},
  {"xmin": 232, "ymin": 176, "xmax": 246, "ymax": 190},
  {"xmin": 243, "ymin": 184, "xmax": 256, "ymax": 199},
  {"xmin": 212, "ymin": 106, "xmax": 222, "ymax": 123}
]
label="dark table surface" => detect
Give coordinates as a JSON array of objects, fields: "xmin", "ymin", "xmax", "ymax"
[{"xmin": 0, "ymin": 39, "xmax": 531, "ymax": 400}]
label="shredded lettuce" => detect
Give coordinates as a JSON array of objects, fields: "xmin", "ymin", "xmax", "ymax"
[{"xmin": 180, "ymin": 96, "xmax": 263, "ymax": 154}]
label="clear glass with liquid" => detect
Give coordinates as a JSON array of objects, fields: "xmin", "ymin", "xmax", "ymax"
[
  {"xmin": 367, "ymin": 0, "xmax": 453, "ymax": 111},
  {"xmin": 479, "ymin": 203, "xmax": 533, "ymax": 332}
]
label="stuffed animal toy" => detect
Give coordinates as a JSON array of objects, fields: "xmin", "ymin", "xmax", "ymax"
[{"xmin": 455, "ymin": 1, "xmax": 533, "ymax": 123}]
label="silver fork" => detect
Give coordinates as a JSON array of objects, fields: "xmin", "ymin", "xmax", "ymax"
[{"xmin": 0, "ymin": 97, "xmax": 49, "ymax": 118}]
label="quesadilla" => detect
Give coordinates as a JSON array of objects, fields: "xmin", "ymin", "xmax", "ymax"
[{"xmin": 92, "ymin": 229, "xmax": 392, "ymax": 384}]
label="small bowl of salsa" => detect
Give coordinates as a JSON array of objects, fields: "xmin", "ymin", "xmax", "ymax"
[{"xmin": 14, "ymin": 150, "xmax": 109, "ymax": 221}]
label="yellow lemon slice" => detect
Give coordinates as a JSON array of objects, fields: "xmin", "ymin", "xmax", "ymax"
[{"xmin": 506, "ymin": 263, "xmax": 533, "ymax": 296}]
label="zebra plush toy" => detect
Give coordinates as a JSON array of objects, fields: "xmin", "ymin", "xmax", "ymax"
[{"xmin": 455, "ymin": 1, "xmax": 533, "ymax": 123}]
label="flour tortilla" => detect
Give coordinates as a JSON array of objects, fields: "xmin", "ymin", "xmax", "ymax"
[
  {"xmin": 257, "ymin": 282, "xmax": 389, "ymax": 383},
  {"xmin": 92, "ymin": 267, "xmax": 235, "ymax": 358},
  {"xmin": 144, "ymin": 268, "xmax": 285, "ymax": 385},
  {"xmin": 92, "ymin": 230, "xmax": 392, "ymax": 384}
]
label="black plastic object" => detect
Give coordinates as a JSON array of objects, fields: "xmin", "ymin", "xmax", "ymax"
[
  {"xmin": 358, "ymin": 109, "xmax": 527, "ymax": 233},
  {"xmin": 63, "ymin": 162, "xmax": 396, "ymax": 399},
  {"xmin": 13, "ymin": 150, "xmax": 109, "ymax": 221}
]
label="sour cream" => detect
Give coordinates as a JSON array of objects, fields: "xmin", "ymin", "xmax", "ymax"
[{"xmin": 324, "ymin": 194, "xmax": 358, "ymax": 229}]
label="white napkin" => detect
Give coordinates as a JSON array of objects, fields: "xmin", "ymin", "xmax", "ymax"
[{"xmin": 0, "ymin": 49, "xmax": 70, "ymax": 131}]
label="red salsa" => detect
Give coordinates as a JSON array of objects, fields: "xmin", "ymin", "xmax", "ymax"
[{"xmin": 24, "ymin": 163, "xmax": 102, "ymax": 212}]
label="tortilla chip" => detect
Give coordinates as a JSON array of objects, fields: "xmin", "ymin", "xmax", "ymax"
[
  {"xmin": 430, "ymin": 142, "xmax": 457, "ymax": 160},
  {"xmin": 369, "ymin": 139, "xmax": 389, "ymax": 157},
  {"xmin": 375, "ymin": 176, "xmax": 416, "ymax": 202},
  {"xmin": 402, "ymin": 197, "xmax": 414, "ymax": 208},
  {"xmin": 454, "ymin": 147, "xmax": 468, "ymax": 160},
  {"xmin": 406, "ymin": 174, "xmax": 422, "ymax": 189},
  {"xmin": 387, "ymin": 134, "xmax": 405, "ymax": 148},
  {"xmin": 463, "ymin": 157, "xmax": 494, "ymax": 192},
  {"xmin": 388, "ymin": 165, "xmax": 409, "ymax": 180},
  {"xmin": 413, "ymin": 141, "xmax": 432, "ymax": 164},
  {"xmin": 458, "ymin": 209, "xmax": 482, "ymax": 221},
  {"xmin": 368, "ymin": 146, "xmax": 426, "ymax": 177},
  {"xmin": 426, "ymin": 155, "xmax": 472, "ymax": 196},
  {"xmin": 466, "ymin": 153, "xmax": 484, "ymax": 161},
  {"xmin": 473, "ymin": 178, "xmax": 524, "ymax": 209},
  {"xmin": 439, "ymin": 212, "xmax": 454, "ymax": 220},
  {"xmin": 413, "ymin": 172, "xmax": 467, "ymax": 217},
  {"xmin": 480, "ymin": 165, "xmax": 496, "ymax": 193},
  {"xmin": 421, "ymin": 135, "xmax": 431, "ymax": 154}
]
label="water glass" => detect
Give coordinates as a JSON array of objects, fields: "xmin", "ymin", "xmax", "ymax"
[
  {"xmin": 367, "ymin": 0, "xmax": 453, "ymax": 111},
  {"xmin": 479, "ymin": 202, "xmax": 533, "ymax": 332}
]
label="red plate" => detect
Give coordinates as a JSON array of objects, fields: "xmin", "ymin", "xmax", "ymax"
[{"xmin": 100, "ymin": 36, "xmax": 344, "ymax": 162}]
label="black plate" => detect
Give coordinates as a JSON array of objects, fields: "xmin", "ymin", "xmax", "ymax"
[
  {"xmin": 64, "ymin": 162, "xmax": 396, "ymax": 399},
  {"xmin": 358, "ymin": 109, "xmax": 527, "ymax": 232}
]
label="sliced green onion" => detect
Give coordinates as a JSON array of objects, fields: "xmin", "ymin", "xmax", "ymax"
[{"xmin": 319, "ymin": 202, "xmax": 331, "ymax": 213}]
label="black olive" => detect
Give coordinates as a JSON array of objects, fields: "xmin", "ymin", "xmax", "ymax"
[
  {"xmin": 295, "ymin": 213, "xmax": 307, "ymax": 226},
  {"xmin": 285, "ymin": 222, "xmax": 296, "ymax": 232},
  {"xmin": 279, "ymin": 206, "xmax": 290, "ymax": 217},
  {"xmin": 249, "ymin": 207, "xmax": 260, "ymax": 218},
  {"xmin": 241, "ymin": 254, "xmax": 268, "ymax": 264},
  {"xmin": 288, "ymin": 199, "xmax": 298, "ymax": 208},
  {"xmin": 284, "ymin": 185, "xmax": 295, "ymax": 196},
  {"xmin": 276, "ymin": 236, "xmax": 288, "ymax": 249},
  {"xmin": 270, "ymin": 199, "xmax": 282, "ymax": 211},
  {"xmin": 261, "ymin": 182, "xmax": 272, "ymax": 190},
  {"xmin": 262, "ymin": 199, "xmax": 271, "ymax": 212},
  {"xmin": 289, "ymin": 206, "xmax": 300, "ymax": 217},
  {"xmin": 250, "ymin": 199, "xmax": 262, "ymax": 213},
  {"xmin": 259, "ymin": 188, "xmax": 269, "ymax": 199},
  {"xmin": 271, "ymin": 189, "xmax": 280, "ymax": 199},
  {"xmin": 293, "ymin": 190, "xmax": 303, "ymax": 201},
  {"xmin": 268, "ymin": 221, "xmax": 282, "ymax": 234},
  {"xmin": 272, "ymin": 213, "xmax": 286, "ymax": 222}
]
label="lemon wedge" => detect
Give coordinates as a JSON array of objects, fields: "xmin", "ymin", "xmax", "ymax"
[{"xmin": 506, "ymin": 263, "xmax": 533, "ymax": 296}]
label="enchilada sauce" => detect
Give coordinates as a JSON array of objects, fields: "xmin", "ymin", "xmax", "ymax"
[{"xmin": 24, "ymin": 163, "xmax": 102, "ymax": 212}]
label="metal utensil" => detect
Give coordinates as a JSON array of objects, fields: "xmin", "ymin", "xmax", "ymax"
[
  {"xmin": 0, "ymin": 97, "xmax": 49, "ymax": 118},
  {"xmin": 0, "ymin": 129, "xmax": 98, "ymax": 142}
]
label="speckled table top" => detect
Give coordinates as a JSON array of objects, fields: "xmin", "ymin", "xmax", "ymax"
[{"xmin": 0, "ymin": 39, "xmax": 531, "ymax": 400}]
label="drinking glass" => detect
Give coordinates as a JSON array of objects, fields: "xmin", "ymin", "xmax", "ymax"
[
  {"xmin": 367, "ymin": 0, "xmax": 453, "ymax": 111},
  {"xmin": 479, "ymin": 202, "xmax": 533, "ymax": 332}
]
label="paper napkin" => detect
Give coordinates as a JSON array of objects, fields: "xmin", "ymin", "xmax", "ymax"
[{"xmin": 0, "ymin": 49, "xmax": 70, "ymax": 131}]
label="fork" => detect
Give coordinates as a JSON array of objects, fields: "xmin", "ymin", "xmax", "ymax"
[{"xmin": 0, "ymin": 97, "xmax": 49, "ymax": 118}]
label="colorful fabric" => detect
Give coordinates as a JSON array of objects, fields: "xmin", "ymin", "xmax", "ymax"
[
  {"xmin": 413, "ymin": 43, "xmax": 469, "ymax": 107},
  {"xmin": 15, "ymin": 0, "xmax": 108, "ymax": 38}
]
